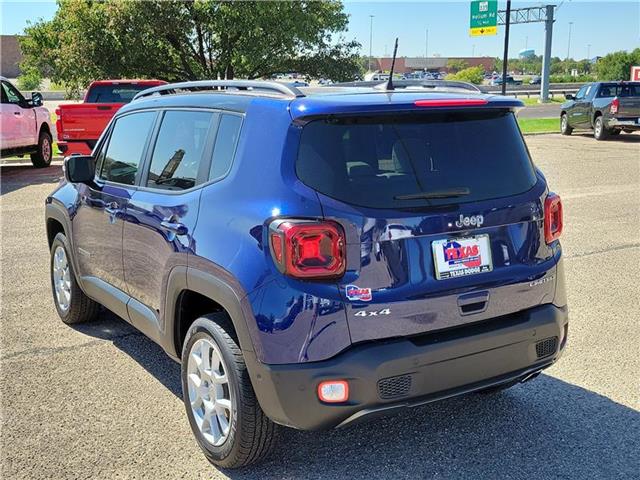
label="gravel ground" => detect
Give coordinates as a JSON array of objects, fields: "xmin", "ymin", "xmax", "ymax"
[{"xmin": 1, "ymin": 133, "xmax": 639, "ymax": 479}]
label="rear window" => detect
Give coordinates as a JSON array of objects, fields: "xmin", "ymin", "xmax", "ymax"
[
  {"xmin": 86, "ymin": 84, "xmax": 153, "ymax": 103},
  {"xmin": 597, "ymin": 84, "xmax": 640, "ymax": 98},
  {"xmin": 296, "ymin": 111, "xmax": 537, "ymax": 209}
]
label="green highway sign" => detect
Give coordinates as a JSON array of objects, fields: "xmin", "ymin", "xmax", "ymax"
[{"xmin": 470, "ymin": 0, "xmax": 498, "ymax": 36}]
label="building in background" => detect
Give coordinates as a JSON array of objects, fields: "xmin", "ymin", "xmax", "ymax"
[
  {"xmin": 371, "ymin": 56, "xmax": 496, "ymax": 74},
  {"xmin": 519, "ymin": 49, "xmax": 536, "ymax": 59},
  {"xmin": 1, "ymin": 35, "xmax": 24, "ymax": 78}
]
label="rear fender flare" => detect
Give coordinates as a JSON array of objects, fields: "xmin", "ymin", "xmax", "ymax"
[{"xmin": 164, "ymin": 266, "xmax": 255, "ymax": 360}]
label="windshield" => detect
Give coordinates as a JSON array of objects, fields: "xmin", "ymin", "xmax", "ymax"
[
  {"xmin": 296, "ymin": 110, "xmax": 537, "ymax": 209},
  {"xmin": 86, "ymin": 84, "xmax": 152, "ymax": 103}
]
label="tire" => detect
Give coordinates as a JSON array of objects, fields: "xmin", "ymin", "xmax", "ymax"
[
  {"xmin": 50, "ymin": 233, "xmax": 100, "ymax": 324},
  {"xmin": 593, "ymin": 116, "xmax": 609, "ymax": 141},
  {"xmin": 181, "ymin": 314, "xmax": 278, "ymax": 469},
  {"xmin": 560, "ymin": 113, "xmax": 573, "ymax": 135},
  {"xmin": 31, "ymin": 130, "xmax": 53, "ymax": 168}
]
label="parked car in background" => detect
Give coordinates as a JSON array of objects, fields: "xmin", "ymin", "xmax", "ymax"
[
  {"xmin": 0, "ymin": 76, "xmax": 54, "ymax": 167},
  {"xmin": 491, "ymin": 75, "xmax": 523, "ymax": 86},
  {"xmin": 560, "ymin": 81, "xmax": 640, "ymax": 140},
  {"xmin": 529, "ymin": 75, "xmax": 542, "ymax": 85},
  {"xmin": 46, "ymin": 79, "xmax": 567, "ymax": 468},
  {"xmin": 364, "ymin": 72, "xmax": 390, "ymax": 82},
  {"xmin": 56, "ymin": 79, "xmax": 166, "ymax": 156}
]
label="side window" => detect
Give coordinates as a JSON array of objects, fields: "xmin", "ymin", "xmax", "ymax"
[
  {"xmin": 146, "ymin": 110, "xmax": 215, "ymax": 190},
  {"xmin": 598, "ymin": 85, "xmax": 614, "ymax": 98},
  {"xmin": 100, "ymin": 111, "xmax": 156, "ymax": 185},
  {"xmin": 1, "ymin": 81, "xmax": 23, "ymax": 105},
  {"xmin": 575, "ymin": 86, "xmax": 587, "ymax": 100},
  {"xmin": 210, "ymin": 114, "xmax": 242, "ymax": 180}
]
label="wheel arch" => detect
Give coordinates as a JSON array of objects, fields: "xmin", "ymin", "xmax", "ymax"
[
  {"xmin": 592, "ymin": 110, "xmax": 603, "ymax": 126},
  {"xmin": 165, "ymin": 266, "xmax": 255, "ymax": 361},
  {"xmin": 39, "ymin": 121, "xmax": 52, "ymax": 137},
  {"xmin": 45, "ymin": 203, "xmax": 71, "ymax": 248}
]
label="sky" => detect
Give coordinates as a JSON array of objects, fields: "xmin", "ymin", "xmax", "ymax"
[{"xmin": 1, "ymin": 0, "xmax": 639, "ymax": 60}]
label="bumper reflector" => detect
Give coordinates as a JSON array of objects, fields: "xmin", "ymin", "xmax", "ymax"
[{"xmin": 317, "ymin": 380, "xmax": 349, "ymax": 403}]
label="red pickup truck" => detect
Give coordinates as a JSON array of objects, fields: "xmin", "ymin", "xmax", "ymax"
[{"xmin": 56, "ymin": 79, "xmax": 166, "ymax": 155}]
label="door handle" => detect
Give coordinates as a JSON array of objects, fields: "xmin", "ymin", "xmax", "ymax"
[
  {"xmin": 13, "ymin": 111, "xmax": 21, "ymax": 115},
  {"xmin": 161, "ymin": 219, "xmax": 188, "ymax": 236},
  {"xmin": 457, "ymin": 291, "xmax": 489, "ymax": 315},
  {"xmin": 105, "ymin": 201, "xmax": 119, "ymax": 215}
]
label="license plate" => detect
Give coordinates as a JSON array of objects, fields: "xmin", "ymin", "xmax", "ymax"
[{"xmin": 432, "ymin": 235, "xmax": 493, "ymax": 280}]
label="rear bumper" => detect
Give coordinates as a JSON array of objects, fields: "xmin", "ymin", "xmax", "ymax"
[
  {"xmin": 246, "ymin": 303, "xmax": 568, "ymax": 430},
  {"xmin": 56, "ymin": 141, "xmax": 94, "ymax": 156},
  {"xmin": 608, "ymin": 118, "xmax": 640, "ymax": 129}
]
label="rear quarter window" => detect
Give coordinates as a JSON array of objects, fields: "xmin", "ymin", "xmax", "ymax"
[{"xmin": 296, "ymin": 111, "xmax": 537, "ymax": 209}]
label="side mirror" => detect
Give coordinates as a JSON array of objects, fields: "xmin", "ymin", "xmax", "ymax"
[
  {"xmin": 30, "ymin": 92, "xmax": 43, "ymax": 107},
  {"xmin": 565, "ymin": 94, "xmax": 575, "ymax": 100},
  {"xmin": 64, "ymin": 155, "xmax": 95, "ymax": 184}
]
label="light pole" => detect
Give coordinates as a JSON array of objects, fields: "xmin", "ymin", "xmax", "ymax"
[
  {"xmin": 425, "ymin": 28, "xmax": 429, "ymax": 59},
  {"xmin": 566, "ymin": 22, "xmax": 573, "ymax": 60},
  {"xmin": 368, "ymin": 15, "xmax": 374, "ymax": 72}
]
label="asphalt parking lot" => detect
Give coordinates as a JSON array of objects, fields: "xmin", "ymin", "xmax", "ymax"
[{"xmin": 1, "ymin": 133, "xmax": 639, "ymax": 479}]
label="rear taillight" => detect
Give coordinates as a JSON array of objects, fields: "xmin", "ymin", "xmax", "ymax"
[
  {"xmin": 544, "ymin": 193, "xmax": 563, "ymax": 244},
  {"xmin": 269, "ymin": 220, "xmax": 346, "ymax": 279},
  {"xmin": 610, "ymin": 97, "xmax": 619, "ymax": 115}
]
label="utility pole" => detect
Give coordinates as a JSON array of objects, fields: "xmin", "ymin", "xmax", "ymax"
[
  {"xmin": 497, "ymin": 4, "xmax": 555, "ymax": 102},
  {"xmin": 368, "ymin": 15, "xmax": 374, "ymax": 72},
  {"xmin": 566, "ymin": 22, "xmax": 573, "ymax": 60},
  {"xmin": 540, "ymin": 5, "xmax": 554, "ymax": 102},
  {"xmin": 501, "ymin": 0, "xmax": 512, "ymax": 96},
  {"xmin": 425, "ymin": 28, "xmax": 429, "ymax": 60}
]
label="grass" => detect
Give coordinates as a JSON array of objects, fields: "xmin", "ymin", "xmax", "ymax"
[
  {"xmin": 520, "ymin": 97, "xmax": 565, "ymax": 106},
  {"xmin": 517, "ymin": 117, "xmax": 559, "ymax": 134}
]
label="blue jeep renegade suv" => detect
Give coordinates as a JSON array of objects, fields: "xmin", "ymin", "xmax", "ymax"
[{"xmin": 45, "ymin": 80, "xmax": 568, "ymax": 468}]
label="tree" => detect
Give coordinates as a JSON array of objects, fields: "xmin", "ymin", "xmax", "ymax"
[
  {"xmin": 595, "ymin": 49, "xmax": 640, "ymax": 81},
  {"xmin": 20, "ymin": 0, "xmax": 362, "ymax": 91},
  {"xmin": 446, "ymin": 59, "xmax": 469, "ymax": 73},
  {"xmin": 447, "ymin": 66, "xmax": 484, "ymax": 85}
]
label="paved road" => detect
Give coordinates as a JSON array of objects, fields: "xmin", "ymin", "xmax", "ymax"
[
  {"xmin": 517, "ymin": 103, "xmax": 562, "ymax": 119},
  {"xmin": 1, "ymin": 134, "xmax": 639, "ymax": 479}
]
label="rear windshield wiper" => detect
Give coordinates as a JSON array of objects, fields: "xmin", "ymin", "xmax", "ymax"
[{"xmin": 394, "ymin": 187, "xmax": 471, "ymax": 201}]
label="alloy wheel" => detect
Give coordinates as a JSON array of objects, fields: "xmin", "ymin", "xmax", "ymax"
[
  {"xmin": 52, "ymin": 246, "xmax": 71, "ymax": 311},
  {"xmin": 187, "ymin": 338, "xmax": 234, "ymax": 446},
  {"xmin": 42, "ymin": 137, "xmax": 52, "ymax": 162}
]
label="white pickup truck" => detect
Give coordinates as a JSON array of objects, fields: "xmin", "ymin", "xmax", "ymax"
[{"xmin": 0, "ymin": 76, "xmax": 54, "ymax": 167}]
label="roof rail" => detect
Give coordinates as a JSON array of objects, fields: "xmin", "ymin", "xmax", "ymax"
[{"xmin": 132, "ymin": 80, "xmax": 305, "ymax": 101}]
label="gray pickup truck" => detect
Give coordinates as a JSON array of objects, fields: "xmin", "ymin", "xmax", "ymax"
[{"xmin": 560, "ymin": 82, "xmax": 640, "ymax": 140}]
